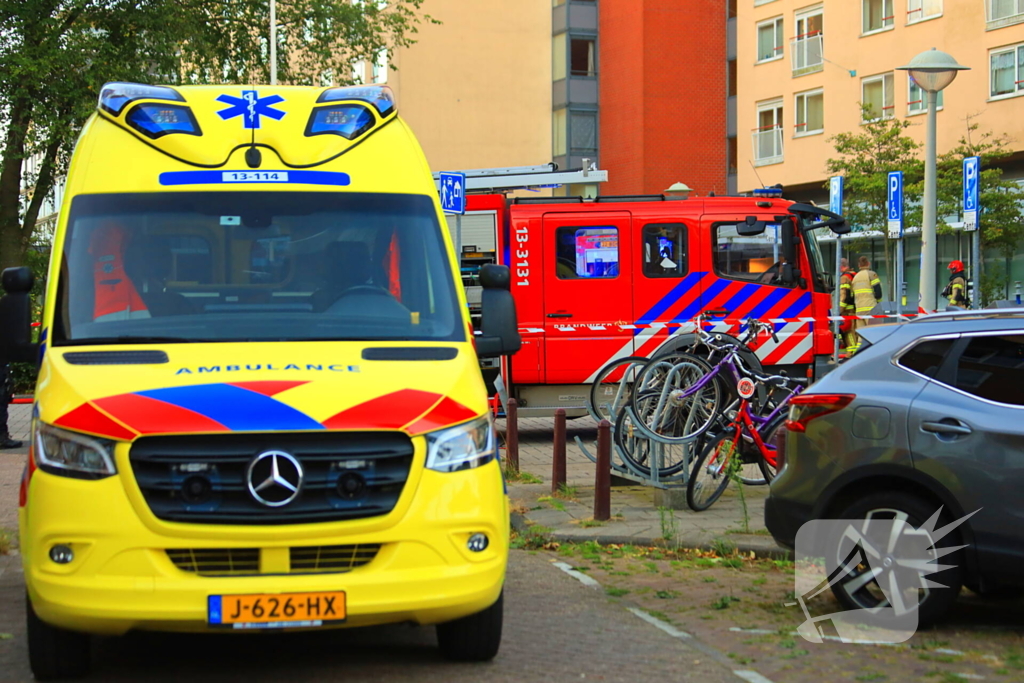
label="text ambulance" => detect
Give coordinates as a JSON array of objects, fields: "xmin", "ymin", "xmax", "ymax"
[{"xmin": 0, "ymin": 82, "xmax": 520, "ymax": 679}]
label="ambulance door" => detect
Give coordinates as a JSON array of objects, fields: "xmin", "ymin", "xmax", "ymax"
[
  {"xmin": 542, "ymin": 212, "xmax": 633, "ymax": 384},
  {"xmin": 701, "ymin": 215, "xmax": 814, "ymax": 367}
]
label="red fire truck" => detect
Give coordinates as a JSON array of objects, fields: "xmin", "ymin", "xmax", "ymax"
[{"xmin": 440, "ymin": 168, "xmax": 848, "ymax": 417}]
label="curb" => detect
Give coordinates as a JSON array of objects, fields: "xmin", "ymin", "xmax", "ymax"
[{"xmin": 511, "ymin": 512, "xmax": 791, "ymax": 560}]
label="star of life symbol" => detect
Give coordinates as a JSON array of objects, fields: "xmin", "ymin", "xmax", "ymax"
[
  {"xmin": 216, "ymin": 90, "xmax": 286, "ymax": 129},
  {"xmin": 791, "ymin": 507, "xmax": 978, "ymax": 644}
]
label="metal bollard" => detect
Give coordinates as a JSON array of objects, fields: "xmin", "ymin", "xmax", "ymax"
[
  {"xmin": 506, "ymin": 398, "xmax": 520, "ymax": 474},
  {"xmin": 552, "ymin": 408, "xmax": 567, "ymax": 494},
  {"xmin": 594, "ymin": 419, "xmax": 611, "ymax": 521}
]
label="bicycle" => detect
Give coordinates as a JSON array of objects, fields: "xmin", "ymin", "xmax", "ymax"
[{"xmin": 686, "ymin": 371, "xmax": 805, "ymax": 511}]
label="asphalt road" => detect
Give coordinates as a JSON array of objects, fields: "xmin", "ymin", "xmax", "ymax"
[{"xmin": 0, "ymin": 549, "xmax": 753, "ymax": 683}]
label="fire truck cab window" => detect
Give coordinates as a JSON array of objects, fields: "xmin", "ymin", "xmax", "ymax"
[
  {"xmin": 555, "ymin": 226, "xmax": 619, "ymax": 279},
  {"xmin": 642, "ymin": 223, "xmax": 687, "ymax": 278},
  {"xmin": 713, "ymin": 223, "xmax": 790, "ymax": 286}
]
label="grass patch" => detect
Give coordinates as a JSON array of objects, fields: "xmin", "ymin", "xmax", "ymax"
[
  {"xmin": 854, "ymin": 673, "xmax": 887, "ymax": 682},
  {"xmin": 555, "ymin": 483, "xmax": 579, "ymax": 500},
  {"xmin": 509, "ymin": 524, "xmax": 554, "ymax": 550},
  {"xmin": 503, "ymin": 461, "xmax": 543, "ymax": 484},
  {"xmin": 537, "ymin": 496, "xmax": 567, "ymax": 512},
  {"xmin": 605, "ymin": 587, "xmax": 630, "ymax": 597},
  {"xmin": 658, "ymin": 506, "xmax": 679, "ymax": 542},
  {"xmin": 711, "ymin": 595, "xmax": 741, "ymax": 610},
  {"xmin": 577, "ymin": 519, "xmax": 605, "ymax": 528},
  {"xmin": 0, "ymin": 528, "xmax": 13, "ymax": 555}
]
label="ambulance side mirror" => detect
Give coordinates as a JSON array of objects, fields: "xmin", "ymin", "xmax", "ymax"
[
  {"xmin": 0, "ymin": 267, "xmax": 39, "ymax": 364},
  {"xmin": 476, "ymin": 264, "xmax": 521, "ymax": 359}
]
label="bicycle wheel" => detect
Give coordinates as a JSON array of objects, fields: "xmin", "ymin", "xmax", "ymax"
[
  {"xmin": 707, "ymin": 404, "xmax": 770, "ymax": 487},
  {"xmin": 615, "ymin": 407, "xmax": 692, "ymax": 478},
  {"xmin": 686, "ymin": 430, "xmax": 736, "ymax": 511},
  {"xmin": 756, "ymin": 412, "xmax": 788, "ymax": 483},
  {"xmin": 588, "ymin": 356, "xmax": 648, "ymax": 423},
  {"xmin": 631, "ymin": 355, "xmax": 723, "ymax": 444}
]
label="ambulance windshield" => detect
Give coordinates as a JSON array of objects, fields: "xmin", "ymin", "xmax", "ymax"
[{"xmin": 54, "ymin": 192, "xmax": 464, "ymax": 344}]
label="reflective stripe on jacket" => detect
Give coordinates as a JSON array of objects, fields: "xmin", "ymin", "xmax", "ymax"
[
  {"xmin": 839, "ymin": 271, "xmax": 856, "ymax": 312},
  {"xmin": 946, "ymin": 275, "xmax": 967, "ymax": 305},
  {"xmin": 852, "ymin": 268, "xmax": 881, "ymax": 314}
]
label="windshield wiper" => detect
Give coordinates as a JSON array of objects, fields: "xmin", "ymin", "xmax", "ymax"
[{"xmin": 64, "ymin": 336, "xmax": 221, "ymax": 346}]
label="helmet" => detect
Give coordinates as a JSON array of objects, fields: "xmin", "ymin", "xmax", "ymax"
[{"xmin": 948, "ymin": 260, "xmax": 964, "ymax": 271}]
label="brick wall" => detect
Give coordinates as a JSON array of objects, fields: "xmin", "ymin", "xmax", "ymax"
[{"xmin": 599, "ymin": 0, "xmax": 727, "ymax": 196}]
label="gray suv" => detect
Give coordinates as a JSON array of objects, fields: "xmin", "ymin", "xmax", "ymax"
[{"xmin": 765, "ymin": 309, "xmax": 1024, "ymax": 627}]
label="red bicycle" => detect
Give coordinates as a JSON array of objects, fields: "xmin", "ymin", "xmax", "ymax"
[{"xmin": 686, "ymin": 372, "xmax": 805, "ymax": 511}]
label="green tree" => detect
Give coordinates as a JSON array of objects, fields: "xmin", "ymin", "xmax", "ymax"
[
  {"xmin": 824, "ymin": 109, "xmax": 924, "ymax": 299},
  {"xmin": 924, "ymin": 117, "xmax": 1024, "ymax": 296},
  {"xmin": 0, "ymin": 0, "xmax": 433, "ymax": 272}
]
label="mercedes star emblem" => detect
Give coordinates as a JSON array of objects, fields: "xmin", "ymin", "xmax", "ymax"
[{"xmin": 246, "ymin": 450, "xmax": 304, "ymax": 507}]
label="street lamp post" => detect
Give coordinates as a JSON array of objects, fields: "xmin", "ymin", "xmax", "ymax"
[{"xmin": 897, "ymin": 49, "xmax": 969, "ymax": 314}]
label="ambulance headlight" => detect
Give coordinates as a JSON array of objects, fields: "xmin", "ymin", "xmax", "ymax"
[
  {"xmin": 306, "ymin": 105, "xmax": 375, "ymax": 140},
  {"xmin": 425, "ymin": 416, "xmax": 496, "ymax": 473},
  {"xmin": 125, "ymin": 104, "xmax": 201, "ymax": 139},
  {"xmin": 317, "ymin": 84, "xmax": 395, "ymax": 116},
  {"xmin": 35, "ymin": 423, "xmax": 117, "ymax": 479},
  {"xmin": 99, "ymin": 82, "xmax": 184, "ymax": 116}
]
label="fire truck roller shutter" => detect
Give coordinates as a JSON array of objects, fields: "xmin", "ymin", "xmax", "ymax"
[{"xmin": 444, "ymin": 212, "xmax": 498, "ymax": 252}]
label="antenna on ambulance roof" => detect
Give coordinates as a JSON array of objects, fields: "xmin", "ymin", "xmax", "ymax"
[{"xmin": 748, "ymin": 160, "xmax": 767, "ymax": 189}]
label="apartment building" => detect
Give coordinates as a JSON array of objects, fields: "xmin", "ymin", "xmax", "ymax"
[
  {"xmin": 737, "ymin": 0, "xmax": 1024, "ymax": 301},
  {"xmin": 738, "ymin": 0, "xmax": 1024, "ymax": 202}
]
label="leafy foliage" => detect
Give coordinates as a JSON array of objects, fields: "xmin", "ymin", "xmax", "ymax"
[{"xmin": 0, "ymin": 0, "xmax": 434, "ymax": 271}]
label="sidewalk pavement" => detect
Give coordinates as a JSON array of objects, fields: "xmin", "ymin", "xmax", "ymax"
[
  {"xmin": 0, "ymin": 404, "xmax": 31, "ymax": 533},
  {"xmin": 505, "ymin": 416, "xmax": 787, "ymax": 557}
]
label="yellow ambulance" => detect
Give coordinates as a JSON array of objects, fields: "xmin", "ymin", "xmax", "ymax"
[{"xmin": 0, "ymin": 82, "xmax": 520, "ymax": 679}]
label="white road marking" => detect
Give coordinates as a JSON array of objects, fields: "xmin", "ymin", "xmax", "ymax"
[
  {"xmin": 729, "ymin": 627, "xmax": 777, "ymax": 635},
  {"xmin": 551, "ymin": 561, "xmax": 601, "ymax": 588},
  {"xmin": 626, "ymin": 607, "xmax": 692, "ymax": 638},
  {"xmin": 733, "ymin": 670, "xmax": 776, "ymax": 683}
]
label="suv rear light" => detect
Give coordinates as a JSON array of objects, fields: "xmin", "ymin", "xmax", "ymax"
[{"xmin": 785, "ymin": 394, "xmax": 855, "ymax": 432}]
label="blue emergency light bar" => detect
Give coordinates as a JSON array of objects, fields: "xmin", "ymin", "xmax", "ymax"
[
  {"xmin": 126, "ymin": 104, "xmax": 201, "ymax": 139},
  {"xmin": 305, "ymin": 104, "xmax": 375, "ymax": 139},
  {"xmin": 99, "ymin": 82, "xmax": 184, "ymax": 116},
  {"xmin": 752, "ymin": 187, "xmax": 784, "ymax": 198},
  {"xmin": 316, "ymin": 84, "xmax": 395, "ymax": 116}
]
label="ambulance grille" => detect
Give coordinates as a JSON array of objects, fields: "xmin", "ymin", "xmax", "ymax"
[
  {"xmin": 289, "ymin": 544, "xmax": 381, "ymax": 573},
  {"xmin": 166, "ymin": 548, "xmax": 260, "ymax": 576},
  {"xmin": 130, "ymin": 433, "xmax": 413, "ymax": 525}
]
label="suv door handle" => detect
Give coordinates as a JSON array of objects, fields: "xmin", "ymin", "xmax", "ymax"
[
  {"xmin": 547, "ymin": 313, "xmax": 573, "ymax": 318},
  {"xmin": 921, "ymin": 420, "xmax": 973, "ymax": 436}
]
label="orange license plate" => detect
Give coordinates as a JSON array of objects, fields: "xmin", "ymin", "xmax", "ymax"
[{"xmin": 208, "ymin": 591, "xmax": 346, "ymax": 628}]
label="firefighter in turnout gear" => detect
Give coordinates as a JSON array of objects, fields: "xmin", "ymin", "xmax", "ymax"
[
  {"xmin": 838, "ymin": 258, "xmax": 858, "ymax": 352},
  {"xmin": 943, "ymin": 260, "xmax": 969, "ymax": 308},
  {"xmin": 848, "ymin": 256, "xmax": 882, "ymax": 354}
]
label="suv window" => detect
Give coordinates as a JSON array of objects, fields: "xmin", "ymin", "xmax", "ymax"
[
  {"xmin": 896, "ymin": 338, "xmax": 955, "ymax": 378},
  {"xmin": 954, "ymin": 334, "xmax": 1024, "ymax": 407}
]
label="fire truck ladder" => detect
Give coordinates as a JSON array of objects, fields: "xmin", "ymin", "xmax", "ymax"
[{"xmin": 432, "ymin": 162, "xmax": 609, "ymax": 193}]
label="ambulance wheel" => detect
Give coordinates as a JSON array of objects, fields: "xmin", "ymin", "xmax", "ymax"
[
  {"xmin": 436, "ymin": 591, "xmax": 503, "ymax": 662},
  {"xmin": 26, "ymin": 595, "xmax": 91, "ymax": 680}
]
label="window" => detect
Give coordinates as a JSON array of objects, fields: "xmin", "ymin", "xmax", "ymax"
[
  {"xmin": 988, "ymin": 0, "xmax": 1024, "ymax": 24},
  {"xmin": 753, "ymin": 100, "xmax": 783, "ymax": 165},
  {"xmin": 862, "ymin": 73, "xmax": 894, "ymax": 120},
  {"xmin": 555, "ymin": 227, "xmax": 619, "ymax": 279},
  {"xmin": 863, "ymin": 0, "xmax": 894, "ymax": 33},
  {"xmin": 553, "ymin": 33, "xmax": 567, "ymax": 81},
  {"xmin": 570, "ymin": 38, "xmax": 596, "ymax": 77},
  {"xmin": 169, "ymin": 236, "xmax": 213, "ymax": 284},
  {"xmin": 728, "ymin": 0, "xmax": 737, "ymax": 19},
  {"xmin": 907, "ymin": 0, "xmax": 942, "ymax": 23},
  {"xmin": 897, "ymin": 338, "xmax": 955, "ymax": 378},
  {"xmin": 570, "ymin": 111, "xmax": 597, "ymax": 154},
  {"xmin": 908, "ymin": 74, "xmax": 944, "ymax": 114},
  {"xmin": 794, "ymin": 89, "xmax": 824, "ymax": 136},
  {"xmin": 713, "ymin": 223, "xmax": 789, "ymax": 285},
  {"xmin": 641, "ymin": 224, "xmax": 687, "ymax": 278},
  {"xmin": 990, "ymin": 44, "xmax": 1024, "ymax": 98},
  {"xmin": 553, "ymin": 108, "xmax": 567, "ymax": 157},
  {"xmin": 757, "ymin": 17, "xmax": 784, "ymax": 62},
  {"xmin": 372, "ymin": 50, "xmax": 388, "ymax": 84},
  {"xmin": 954, "ymin": 335, "xmax": 1024, "ymax": 406},
  {"xmin": 792, "ymin": 8, "xmax": 823, "ymax": 74},
  {"xmin": 728, "ymin": 60, "xmax": 737, "ymax": 97},
  {"xmin": 350, "ymin": 60, "xmax": 365, "ymax": 85},
  {"xmin": 727, "ymin": 136, "xmax": 738, "ymax": 175}
]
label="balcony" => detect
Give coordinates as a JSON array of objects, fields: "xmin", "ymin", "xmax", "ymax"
[
  {"xmin": 791, "ymin": 33, "xmax": 823, "ymax": 77},
  {"xmin": 752, "ymin": 126, "xmax": 784, "ymax": 167}
]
